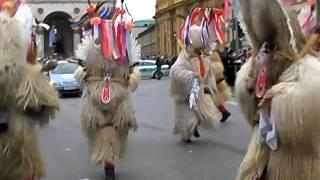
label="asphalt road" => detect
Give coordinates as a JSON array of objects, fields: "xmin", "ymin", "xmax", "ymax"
[{"xmin": 39, "ymin": 78, "xmax": 251, "ymax": 180}]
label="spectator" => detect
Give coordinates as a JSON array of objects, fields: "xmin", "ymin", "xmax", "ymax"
[
  {"xmin": 217, "ymin": 47, "xmax": 236, "ymax": 86},
  {"xmin": 155, "ymin": 56, "xmax": 163, "ymax": 73}
]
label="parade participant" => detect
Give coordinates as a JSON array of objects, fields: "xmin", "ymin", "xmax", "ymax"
[
  {"xmin": 236, "ymin": 0, "xmax": 320, "ymax": 179},
  {"xmin": 0, "ymin": 0, "xmax": 60, "ymax": 179},
  {"xmin": 73, "ymin": 0, "xmax": 140, "ymax": 179},
  {"xmin": 170, "ymin": 7, "xmax": 228, "ymax": 143},
  {"xmin": 207, "ymin": 48, "xmax": 231, "ymax": 122}
]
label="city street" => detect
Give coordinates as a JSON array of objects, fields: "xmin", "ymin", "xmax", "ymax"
[{"xmin": 40, "ymin": 78, "xmax": 252, "ymax": 180}]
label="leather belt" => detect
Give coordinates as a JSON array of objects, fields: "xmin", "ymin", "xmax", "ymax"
[{"xmin": 85, "ymin": 76, "xmax": 129, "ymax": 87}]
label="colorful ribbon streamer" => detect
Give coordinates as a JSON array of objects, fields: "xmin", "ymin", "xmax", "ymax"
[
  {"xmin": 224, "ymin": 0, "xmax": 230, "ymax": 20},
  {"xmin": 116, "ymin": 22, "xmax": 127, "ymax": 64},
  {"xmin": 101, "ymin": 20, "xmax": 112, "ymax": 60},
  {"xmin": 213, "ymin": 9, "xmax": 226, "ymax": 44},
  {"xmin": 180, "ymin": 7, "xmax": 227, "ymax": 47}
]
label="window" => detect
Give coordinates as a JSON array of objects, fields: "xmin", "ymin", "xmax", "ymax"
[{"xmin": 139, "ymin": 61, "xmax": 155, "ymax": 66}]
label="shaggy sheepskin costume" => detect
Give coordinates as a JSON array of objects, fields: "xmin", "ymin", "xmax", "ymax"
[
  {"xmin": 208, "ymin": 50, "xmax": 231, "ymax": 103},
  {"xmin": 0, "ymin": 2, "xmax": 59, "ymax": 180},
  {"xmin": 170, "ymin": 23, "xmax": 222, "ymax": 142},
  {"xmin": 73, "ymin": 1, "xmax": 141, "ymax": 179},
  {"xmin": 236, "ymin": 0, "xmax": 320, "ymax": 179},
  {"xmin": 77, "ymin": 36, "xmax": 140, "ymax": 165}
]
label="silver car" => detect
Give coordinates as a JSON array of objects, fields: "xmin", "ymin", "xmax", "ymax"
[{"xmin": 49, "ymin": 61, "xmax": 82, "ymax": 97}]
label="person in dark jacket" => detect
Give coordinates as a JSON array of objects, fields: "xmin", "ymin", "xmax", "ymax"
[
  {"xmin": 156, "ymin": 56, "xmax": 163, "ymax": 73},
  {"xmin": 218, "ymin": 48, "xmax": 236, "ymax": 86}
]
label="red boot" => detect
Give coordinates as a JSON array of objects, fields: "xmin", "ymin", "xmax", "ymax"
[{"xmin": 104, "ymin": 163, "xmax": 115, "ymax": 180}]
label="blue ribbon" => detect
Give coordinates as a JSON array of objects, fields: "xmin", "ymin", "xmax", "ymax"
[
  {"xmin": 99, "ymin": 6, "xmax": 109, "ymax": 18},
  {"xmin": 105, "ymin": 7, "xmax": 116, "ymax": 19}
]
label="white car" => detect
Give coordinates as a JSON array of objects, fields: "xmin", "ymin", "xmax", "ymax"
[{"xmin": 138, "ymin": 60, "xmax": 170, "ymax": 80}]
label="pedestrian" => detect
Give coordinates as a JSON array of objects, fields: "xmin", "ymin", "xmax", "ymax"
[
  {"xmin": 236, "ymin": 0, "xmax": 320, "ymax": 179},
  {"xmin": 170, "ymin": 13, "xmax": 222, "ymax": 143},
  {"xmin": 74, "ymin": 2, "xmax": 140, "ymax": 180},
  {"xmin": 218, "ymin": 47, "xmax": 236, "ymax": 86},
  {"xmin": 156, "ymin": 56, "xmax": 163, "ymax": 72},
  {"xmin": 0, "ymin": 2, "xmax": 60, "ymax": 179}
]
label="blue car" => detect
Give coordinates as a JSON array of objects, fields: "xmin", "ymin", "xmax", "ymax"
[{"xmin": 49, "ymin": 61, "xmax": 82, "ymax": 97}]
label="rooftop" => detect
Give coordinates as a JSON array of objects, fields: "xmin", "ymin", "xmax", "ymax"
[
  {"xmin": 134, "ymin": 19, "xmax": 155, "ymax": 28},
  {"xmin": 136, "ymin": 24, "xmax": 155, "ymax": 39}
]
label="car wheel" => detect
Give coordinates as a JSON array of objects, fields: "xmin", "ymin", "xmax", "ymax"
[{"xmin": 154, "ymin": 71, "xmax": 163, "ymax": 80}]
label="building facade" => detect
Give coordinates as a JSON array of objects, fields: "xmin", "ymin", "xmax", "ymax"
[
  {"xmin": 132, "ymin": 19, "xmax": 155, "ymax": 39},
  {"xmin": 136, "ymin": 25, "xmax": 156, "ymax": 59},
  {"xmin": 29, "ymin": 0, "xmax": 113, "ymax": 58},
  {"xmin": 155, "ymin": 0, "xmax": 222, "ymax": 57}
]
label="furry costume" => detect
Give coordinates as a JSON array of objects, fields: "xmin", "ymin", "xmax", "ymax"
[
  {"xmin": 236, "ymin": 0, "xmax": 320, "ymax": 179},
  {"xmin": 78, "ymin": 38, "xmax": 140, "ymax": 165},
  {"xmin": 74, "ymin": 1, "xmax": 140, "ymax": 179},
  {"xmin": 170, "ymin": 23, "xmax": 222, "ymax": 142},
  {"xmin": 0, "ymin": 2, "xmax": 59, "ymax": 180},
  {"xmin": 208, "ymin": 51, "xmax": 231, "ymax": 102}
]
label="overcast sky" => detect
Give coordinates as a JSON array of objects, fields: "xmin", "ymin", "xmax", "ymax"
[{"xmin": 116, "ymin": 0, "xmax": 156, "ymax": 20}]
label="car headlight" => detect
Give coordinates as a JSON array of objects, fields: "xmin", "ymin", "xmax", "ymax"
[{"xmin": 50, "ymin": 81, "xmax": 61, "ymax": 87}]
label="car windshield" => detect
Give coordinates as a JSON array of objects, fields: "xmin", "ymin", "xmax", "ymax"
[
  {"xmin": 139, "ymin": 61, "xmax": 155, "ymax": 66},
  {"xmin": 51, "ymin": 63, "xmax": 79, "ymax": 74}
]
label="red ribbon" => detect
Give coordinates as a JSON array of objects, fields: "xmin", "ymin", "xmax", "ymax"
[
  {"xmin": 116, "ymin": 22, "xmax": 126, "ymax": 64},
  {"xmin": 191, "ymin": 7, "xmax": 201, "ymax": 25},
  {"xmin": 224, "ymin": 0, "xmax": 230, "ymax": 20},
  {"xmin": 213, "ymin": 8, "xmax": 226, "ymax": 44},
  {"xmin": 101, "ymin": 20, "xmax": 112, "ymax": 60}
]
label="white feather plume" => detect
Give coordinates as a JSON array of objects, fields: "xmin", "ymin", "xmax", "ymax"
[
  {"xmin": 14, "ymin": 4, "xmax": 33, "ymax": 46},
  {"xmin": 76, "ymin": 35, "xmax": 94, "ymax": 61},
  {"xmin": 127, "ymin": 34, "xmax": 141, "ymax": 66},
  {"xmin": 275, "ymin": 0, "xmax": 298, "ymax": 54},
  {"xmin": 298, "ymin": 4, "xmax": 312, "ymax": 28}
]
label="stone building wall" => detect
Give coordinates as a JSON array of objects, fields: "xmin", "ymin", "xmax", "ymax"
[{"xmin": 28, "ymin": 0, "xmax": 113, "ymax": 58}]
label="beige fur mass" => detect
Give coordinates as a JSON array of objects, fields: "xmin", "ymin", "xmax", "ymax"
[
  {"xmin": 236, "ymin": 0, "xmax": 320, "ymax": 179},
  {"xmin": 209, "ymin": 51, "xmax": 231, "ymax": 103},
  {"xmin": 170, "ymin": 49, "xmax": 221, "ymax": 140},
  {"xmin": 0, "ymin": 12, "xmax": 59, "ymax": 180},
  {"xmin": 77, "ymin": 37, "xmax": 140, "ymax": 165},
  {"xmin": 236, "ymin": 55, "xmax": 320, "ymax": 180}
]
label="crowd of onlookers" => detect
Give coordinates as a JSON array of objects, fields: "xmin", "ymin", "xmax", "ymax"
[{"xmin": 216, "ymin": 47, "xmax": 251, "ymax": 86}]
